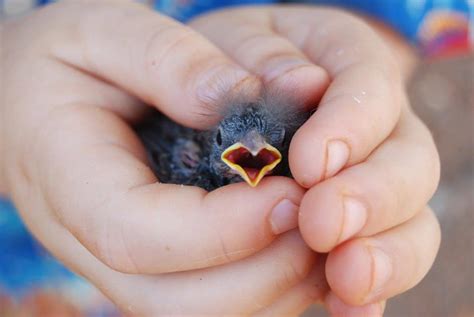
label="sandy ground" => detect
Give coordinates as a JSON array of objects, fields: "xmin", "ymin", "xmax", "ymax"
[{"xmin": 304, "ymin": 54, "xmax": 474, "ymax": 316}]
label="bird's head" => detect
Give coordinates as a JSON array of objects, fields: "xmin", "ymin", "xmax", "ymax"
[{"xmin": 209, "ymin": 101, "xmax": 300, "ymax": 187}]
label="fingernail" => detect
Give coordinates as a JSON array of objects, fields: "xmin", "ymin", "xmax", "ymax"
[
  {"xmin": 339, "ymin": 197, "xmax": 367, "ymax": 243},
  {"xmin": 367, "ymin": 247, "xmax": 393, "ymax": 301},
  {"xmin": 270, "ymin": 199, "xmax": 299, "ymax": 234},
  {"xmin": 325, "ymin": 140, "xmax": 350, "ymax": 178}
]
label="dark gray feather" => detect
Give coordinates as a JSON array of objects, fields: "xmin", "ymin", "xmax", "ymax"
[{"xmin": 135, "ymin": 95, "xmax": 311, "ymax": 191}]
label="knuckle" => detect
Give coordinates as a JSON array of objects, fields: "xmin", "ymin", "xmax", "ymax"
[
  {"xmin": 215, "ymin": 230, "xmax": 234, "ymax": 263},
  {"xmin": 236, "ymin": 32, "xmax": 276, "ymax": 52},
  {"xmin": 275, "ymin": 259, "xmax": 309, "ymax": 293},
  {"xmin": 423, "ymin": 207, "xmax": 441, "ymax": 245},
  {"xmin": 94, "ymin": 212, "xmax": 139, "ymax": 274},
  {"xmin": 144, "ymin": 25, "xmax": 197, "ymax": 72},
  {"xmin": 93, "ymin": 220, "xmax": 116, "ymax": 270},
  {"xmin": 234, "ymin": 32, "xmax": 292, "ymax": 63},
  {"xmin": 92, "ymin": 193, "xmax": 141, "ymax": 274},
  {"xmin": 413, "ymin": 117, "xmax": 441, "ymax": 195},
  {"xmin": 301, "ymin": 283, "xmax": 326, "ymax": 303},
  {"xmin": 210, "ymin": 225, "xmax": 255, "ymax": 265}
]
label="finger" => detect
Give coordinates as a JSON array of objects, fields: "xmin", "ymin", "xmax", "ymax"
[
  {"xmin": 325, "ymin": 292, "xmax": 386, "ymax": 317},
  {"xmin": 106, "ymin": 231, "xmax": 315, "ymax": 315},
  {"xmin": 299, "ymin": 108, "xmax": 440, "ymax": 252},
  {"xmin": 263, "ymin": 7, "xmax": 403, "ymax": 186},
  {"xmin": 35, "ymin": 105, "xmax": 305, "ymax": 274},
  {"xmin": 326, "ymin": 207, "xmax": 441, "ymax": 306},
  {"xmin": 189, "ymin": 8, "xmax": 330, "ymax": 107},
  {"xmin": 45, "ymin": 0, "xmax": 259, "ymax": 128},
  {"xmin": 21, "ymin": 205, "xmax": 315, "ymax": 316},
  {"xmin": 254, "ymin": 255, "xmax": 328, "ymax": 317}
]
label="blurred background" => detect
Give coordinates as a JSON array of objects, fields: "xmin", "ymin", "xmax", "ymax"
[{"xmin": 1, "ymin": 0, "xmax": 473, "ymax": 316}]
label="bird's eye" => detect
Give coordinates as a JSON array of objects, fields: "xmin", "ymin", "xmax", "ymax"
[{"xmin": 216, "ymin": 128, "xmax": 223, "ymax": 146}]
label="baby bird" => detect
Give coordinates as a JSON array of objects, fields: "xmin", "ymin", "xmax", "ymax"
[{"xmin": 135, "ymin": 96, "xmax": 309, "ymax": 191}]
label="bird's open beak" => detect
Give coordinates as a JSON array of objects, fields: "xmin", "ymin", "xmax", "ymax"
[{"xmin": 221, "ymin": 141, "xmax": 282, "ymax": 187}]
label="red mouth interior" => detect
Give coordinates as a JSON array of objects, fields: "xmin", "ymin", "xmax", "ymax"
[{"xmin": 224, "ymin": 147, "xmax": 280, "ymax": 181}]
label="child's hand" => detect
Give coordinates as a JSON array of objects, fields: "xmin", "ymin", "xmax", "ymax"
[
  {"xmin": 1, "ymin": 1, "xmax": 320, "ymax": 314},
  {"xmin": 191, "ymin": 6, "xmax": 441, "ymax": 315}
]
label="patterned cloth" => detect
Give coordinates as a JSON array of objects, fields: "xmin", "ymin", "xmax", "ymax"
[
  {"xmin": 0, "ymin": 198, "xmax": 119, "ymax": 316},
  {"xmin": 0, "ymin": 0, "xmax": 471, "ymax": 315},
  {"xmin": 2, "ymin": 0, "xmax": 471, "ymax": 56}
]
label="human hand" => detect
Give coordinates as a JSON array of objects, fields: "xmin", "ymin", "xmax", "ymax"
[
  {"xmin": 190, "ymin": 6, "xmax": 441, "ymax": 315},
  {"xmin": 0, "ymin": 1, "xmax": 326, "ymax": 315}
]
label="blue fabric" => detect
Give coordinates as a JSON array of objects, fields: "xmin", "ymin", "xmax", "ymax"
[
  {"xmin": 32, "ymin": 0, "xmax": 471, "ymax": 44},
  {"xmin": 0, "ymin": 198, "xmax": 74, "ymax": 296},
  {"xmin": 305, "ymin": 0, "xmax": 469, "ymax": 42},
  {"xmin": 0, "ymin": 199, "xmax": 118, "ymax": 315},
  {"xmin": 159, "ymin": 0, "xmax": 470, "ymax": 57}
]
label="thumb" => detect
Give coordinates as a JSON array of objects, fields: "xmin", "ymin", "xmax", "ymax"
[{"xmin": 47, "ymin": 0, "xmax": 259, "ymax": 128}]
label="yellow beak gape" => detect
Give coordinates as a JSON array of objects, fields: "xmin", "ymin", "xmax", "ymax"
[{"xmin": 221, "ymin": 142, "xmax": 282, "ymax": 187}]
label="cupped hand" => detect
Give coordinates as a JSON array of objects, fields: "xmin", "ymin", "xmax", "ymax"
[
  {"xmin": 1, "ymin": 1, "xmax": 325, "ymax": 315},
  {"xmin": 190, "ymin": 6, "xmax": 441, "ymax": 316}
]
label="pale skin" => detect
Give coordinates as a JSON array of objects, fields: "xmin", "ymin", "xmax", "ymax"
[{"xmin": 1, "ymin": 1, "xmax": 441, "ymax": 316}]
